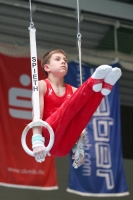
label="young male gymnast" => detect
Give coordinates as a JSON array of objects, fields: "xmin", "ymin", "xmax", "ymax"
[{"xmin": 32, "ymin": 49, "xmax": 122, "ymax": 168}]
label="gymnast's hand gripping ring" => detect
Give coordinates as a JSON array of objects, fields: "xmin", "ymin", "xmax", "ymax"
[{"xmin": 21, "ymin": 119, "xmax": 54, "ymax": 156}]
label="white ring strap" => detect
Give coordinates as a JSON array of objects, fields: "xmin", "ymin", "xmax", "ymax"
[
  {"xmin": 29, "ymin": 27, "xmax": 40, "ymax": 120},
  {"xmin": 21, "ymin": 3, "xmax": 54, "ymax": 156}
]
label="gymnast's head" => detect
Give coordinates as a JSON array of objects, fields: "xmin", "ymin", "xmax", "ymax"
[{"xmin": 41, "ymin": 49, "xmax": 68, "ymax": 77}]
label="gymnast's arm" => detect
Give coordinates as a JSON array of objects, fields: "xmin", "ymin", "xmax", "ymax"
[
  {"xmin": 32, "ymin": 80, "xmax": 46, "ymax": 135},
  {"xmin": 32, "ymin": 80, "xmax": 47, "ymax": 162}
]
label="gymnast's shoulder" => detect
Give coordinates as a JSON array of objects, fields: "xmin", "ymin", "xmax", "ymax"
[{"xmin": 38, "ymin": 80, "xmax": 47, "ymax": 95}]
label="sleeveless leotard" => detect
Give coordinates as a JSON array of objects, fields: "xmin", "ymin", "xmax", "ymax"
[{"xmin": 43, "ymin": 79, "xmax": 73, "ymax": 121}]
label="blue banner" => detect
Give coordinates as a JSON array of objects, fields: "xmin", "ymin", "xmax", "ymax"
[{"xmin": 65, "ymin": 61, "xmax": 129, "ymax": 197}]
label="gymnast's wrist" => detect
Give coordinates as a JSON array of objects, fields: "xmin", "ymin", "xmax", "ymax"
[
  {"xmin": 32, "ymin": 134, "xmax": 45, "ymax": 149},
  {"xmin": 32, "ymin": 126, "xmax": 42, "ymax": 135}
]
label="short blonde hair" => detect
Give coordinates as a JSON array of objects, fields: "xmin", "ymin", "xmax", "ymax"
[{"xmin": 41, "ymin": 49, "xmax": 67, "ymax": 76}]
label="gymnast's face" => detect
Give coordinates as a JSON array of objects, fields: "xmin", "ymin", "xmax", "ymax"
[{"xmin": 44, "ymin": 53, "xmax": 68, "ymax": 77}]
